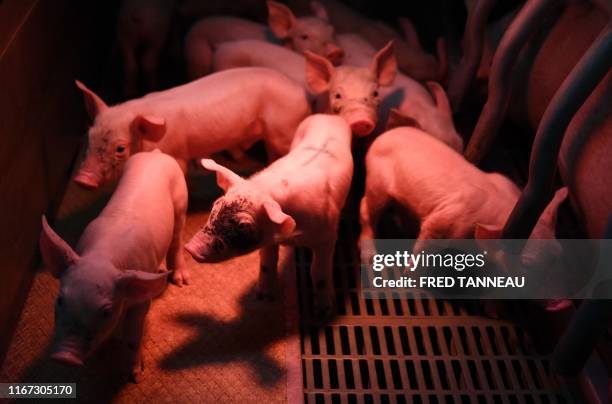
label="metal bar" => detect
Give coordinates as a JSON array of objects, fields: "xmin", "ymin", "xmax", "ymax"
[
  {"xmin": 448, "ymin": 0, "xmax": 498, "ymax": 112},
  {"xmin": 552, "ymin": 216, "xmax": 612, "ymax": 377},
  {"xmin": 464, "ymin": 0, "xmax": 563, "ymax": 164},
  {"xmin": 501, "ymin": 23, "xmax": 612, "ymax": 241}
]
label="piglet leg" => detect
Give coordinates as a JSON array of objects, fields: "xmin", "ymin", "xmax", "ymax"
[
  {"xmin": 122, "ymin": 301, "xmax": 150, "ymax": 383},
  {"xmin": 256, "ymin": 244, "xmax": 279, "ymax": 301},
  {"xmin": 310, "ymin": 240, "xmax": 336, "ymax": 318},
  {"xmin": 168, "ymin": 206, "xmax": 190, "ymax": 286}
]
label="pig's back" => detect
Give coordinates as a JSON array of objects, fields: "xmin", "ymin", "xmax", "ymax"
[
  {"xmin": 130, "ymin": 67, "xmax": 301, "ymax": 110},
  {"xmin": 93, "ymin": 152, "xmax": 184, "ymax": 242},
  {"xmin": 337, "ymin": 33, "xmax": 376, "ymax": 66},
  {"xmin": 119, "ymin": 68, "xmax": 307, "ymax": 152},
  {"xmin": 77, "ymin": 152, "xmax": 185, "ymax": 269},
  {"xmin": 367, "ymin": 128, "xmax": 498, "ymax": 217},
  {"xmin": 256, "ymin": 115, "xmax": 353, "ymax": 216},
  {"xmin": 213, "ymin": 40, "xmax": 306, "ymax": 85},
  {"xmin": 110, "ymin": 151, "xmax": 185, "ymax": 211},
  {"xmin": 187, "ymin": 16, "xmax": 269, "ymax": 46}
]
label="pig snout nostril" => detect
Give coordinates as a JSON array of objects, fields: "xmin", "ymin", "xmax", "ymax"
[{"xmin": 350, "ymin": 120, "xmax": 375, "ymax": 137}]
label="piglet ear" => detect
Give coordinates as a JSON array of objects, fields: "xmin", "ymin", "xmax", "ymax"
[
  {"xmin": 310, "ymin": 1, "xmax": 329, "ymax": 21},
  {"xmin": 200, "ymin": 159, "xmax": 244, "ymax": 192},
  {"xmin": 385, "ymin": 108, "xmax": 422, "ymax": 131},
  {"xmin": 425, "ymin": 81, "xmax": 452, "ymax": 119},
  {"xmin": 370, "ymin": 41, "xmax": 397, "ymax": 86},
  {"xmin": 474, "ymin": 223, "xmax": 503, "ymax": 239},
  {"xmin": 530, "ymin": 187, "xmax": 569, "ymax": 239},
  {"xmin": 40, "ymin": 216, "xmax": 79, "ymax": 278},
  {"xmin": 263, "ymin": 200, "xmax": 296, "ymax": 237},
  {"xmin": 131, "ymin": 115, "xmax": 167, "ymax": 142},
  {"xmin": 75, "ymin": 80, "xmax": 108, "ymax": 120},
  {"xmin": 115, "ymin": 270, "xmax": 170, "ymax": 303},
  {"xmin": 267, "ymin": 1, "xmax": 296, "ymax": 39},
  {"xmin": 304, "ymin": 51, "xmax": 335, "ymax": 94}
]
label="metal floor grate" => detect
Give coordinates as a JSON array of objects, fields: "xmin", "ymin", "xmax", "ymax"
[{"xmin": 295, "ymin": 217, "xmax": 579, "ymax": 404}]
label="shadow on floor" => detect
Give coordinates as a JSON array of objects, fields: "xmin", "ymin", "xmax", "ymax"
[{"xmin": 160, "ymin": 281, "xmax": 287, "ymax": 387}]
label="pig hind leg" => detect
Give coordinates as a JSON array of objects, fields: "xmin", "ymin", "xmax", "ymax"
[
  {"xmin": 310, "ymin": 239, "xmax": 337, "ymax": 319},
  {"xmin": 358, "ymin": 186, "xmax": 392, "ymax": 264},
  {"xmin": 412, "ymin": 212, "xmax": 469, "ymax": 254},
  {"xmin": 256, "ymin": 244, "xmax": 280, "ymax": 301}
]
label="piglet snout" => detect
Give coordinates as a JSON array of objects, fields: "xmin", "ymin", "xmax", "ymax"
[
  {"xmin": 184, "ymin": 240, "xmax": 206, "ymax": 263},
  {"xmin": 73, "ymin": 170, "xmax": 101, "ymax": 189},
  {"xmin": 349, "ymin": 119, "xmax": 375, "ymax": 137},
  {"xmin": 51, "ymin": 350, "xmax": 85, "ymax": 367}
]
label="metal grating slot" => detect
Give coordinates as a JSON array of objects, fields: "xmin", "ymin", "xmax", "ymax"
[{"xmin": 296, "ymin": 217, "xmax": 579, "ymax": 403}]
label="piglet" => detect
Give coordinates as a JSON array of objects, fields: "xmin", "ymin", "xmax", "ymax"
[
  {"xmin": 73, "ymin": 67, "xmax": 311, "ymax": 188},
  {"xmin": 359, "ymin": 127, "xmax": 567, "ymax": 259},
  {"xmin": 304, "ymin": 41, "xmax": 397, "ymax": 136},
  {"xmin": 385, "ymin": 81, "xmax": 463, "ymax": 152},
  {"xmin": 213, "ymin": 40, "xmax": 307, "ymax": 85},
  {"xmin": 40, "ymin": 150, "xmax": 188, "ymax": 382},
  {"xmin": 185, "ymin": 0, "xmax": 343, "ymax": 78},
  {"xmin": 185, "ymin": 114, "xmax": 353, "ymax": 317},
  {"xmin": 334, "ymin": 33, "xmax": 461, "ymax": 149},
  {"xmin": 212, "ymin": 39, "xmax": 396, "ymax": 137}
]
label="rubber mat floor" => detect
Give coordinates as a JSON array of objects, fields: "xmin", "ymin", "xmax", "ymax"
[{"xmin": 0, "ymin": 169, "xmax": 302, "ymax": 404}]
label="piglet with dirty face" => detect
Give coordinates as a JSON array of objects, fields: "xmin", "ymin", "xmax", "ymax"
[
  {"xmin": 185, "ymin": 114, "xmax": 353, "ymax": 317},
  {"xmin": 40, "ymin": 151, "xmax": 188, "ymax": 382}
]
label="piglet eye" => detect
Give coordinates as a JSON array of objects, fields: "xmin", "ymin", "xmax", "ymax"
[
  {"xmin": 373, "ymin": 90, "xmax": 379, "ymax": 97},
  {"xmin": 301, "ymin": 34, "xmax": 309, "ymax": 40},
  {"xmin": 335, "ymin": 93, "xmax": 341, "ymax": 99},
  {"xmin": 116, "ymin": 145, "xmax": 126, "ymax": 153}
]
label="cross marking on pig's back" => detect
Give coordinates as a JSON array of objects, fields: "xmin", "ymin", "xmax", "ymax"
[{"xmin": 300, "ymin": 136, "xmax": 336, "ymax": 166}]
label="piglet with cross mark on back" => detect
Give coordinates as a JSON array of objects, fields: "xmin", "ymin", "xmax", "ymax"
[{"xmin": 185, "ymin": 114, "xmax": 353, "ymax": 317}]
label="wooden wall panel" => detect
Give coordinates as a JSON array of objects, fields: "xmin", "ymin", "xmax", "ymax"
[{"xmin": 0, "ymin": 0, "xmax": 118, "ymax": 364}]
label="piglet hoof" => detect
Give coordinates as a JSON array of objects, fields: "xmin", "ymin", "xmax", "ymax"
[
  {"xmin": 255, "ymin": 290, "xmax": 276, "ymax": 302},
  {"xmin": 124, "ymin": 360, "xmax": 144, "ymax": 384},
  {"xmin": 171, "ymin": 269, "xmax": 191, "ymax": 287},
  {"xmin": 130, "ymin": 365, "xmax": 144, "ymax": 384}
]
